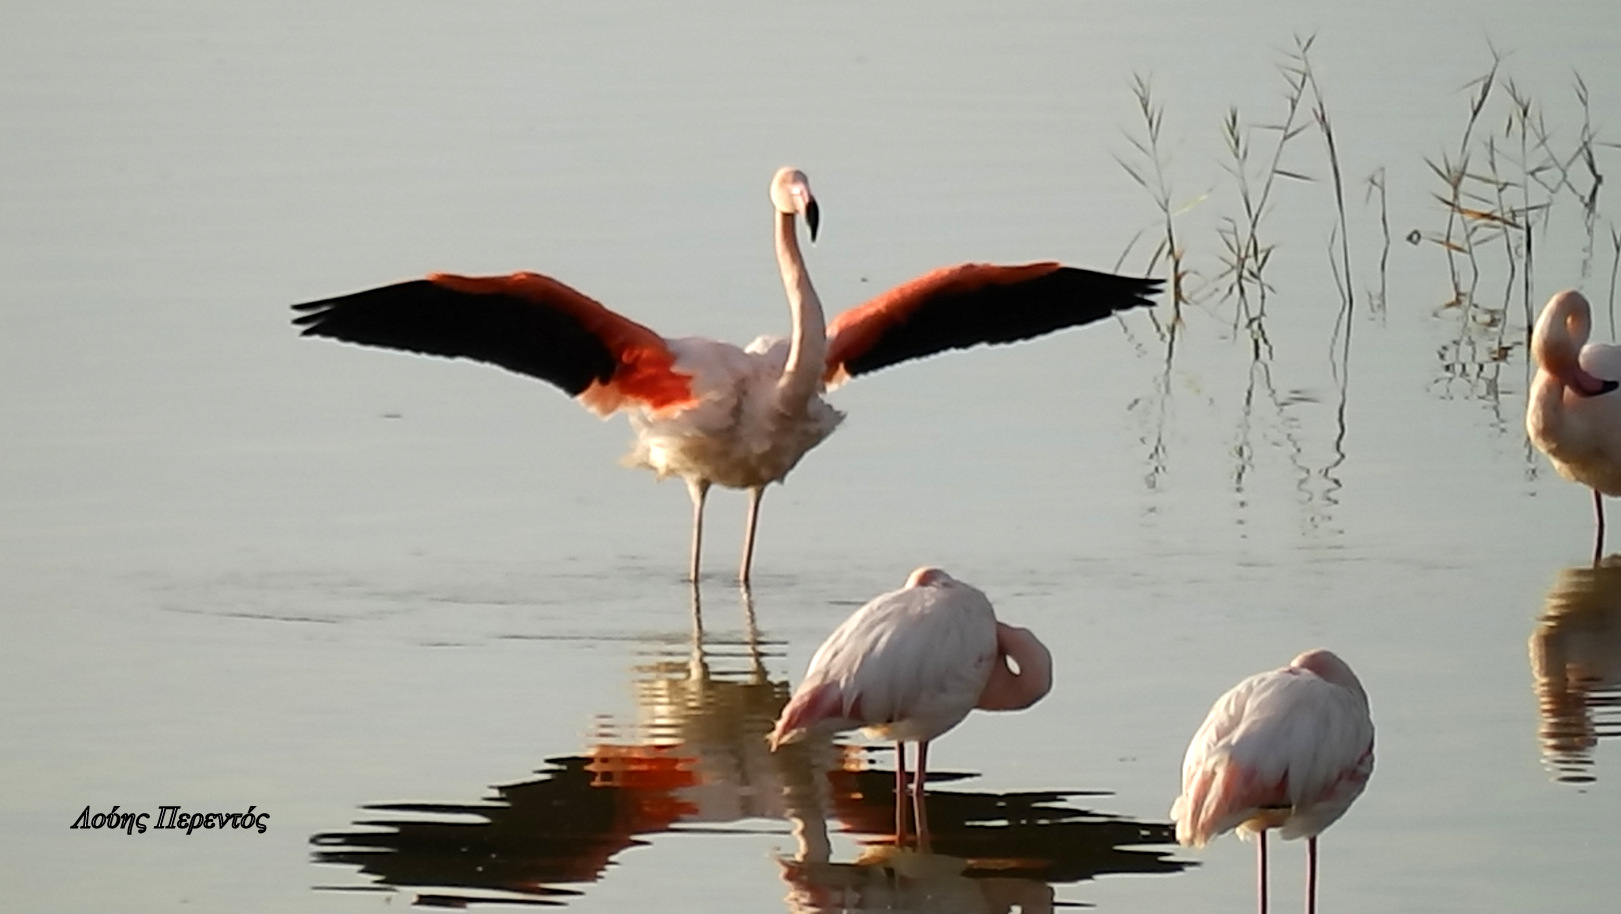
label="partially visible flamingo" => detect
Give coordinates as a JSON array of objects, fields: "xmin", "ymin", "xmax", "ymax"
[
  {"xmin": 1527, "ymin": 290, "xmax": 1621, "ymax": 563},
  {"xmin": 769, "ymin": 567, "xmax": 1053, "ymax": 848},
  {"xmin": 293, "ymin": 168, "xmax": 1157, "ymax": 583},
  {"xmin": 1171, "ymin": 649, "xmax": 1374, "ymax": 914}
]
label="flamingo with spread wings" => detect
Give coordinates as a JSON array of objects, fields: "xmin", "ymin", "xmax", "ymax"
[
  {"xmin": 293, "ymin": 168, "xmax": 1158, "ymax": 582},
  {"xmin": 1172, "ymin": 649, "xmax": 1374, "ymax": 914}
]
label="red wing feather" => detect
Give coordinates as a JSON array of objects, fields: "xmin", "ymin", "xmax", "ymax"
[
  {"xmin": 293, "ymin": 271, "xmax": 695, "ymax": 416},
  {"xmin": 824, "ymin": 263, "xmax": 1158, "ymax": 385}
]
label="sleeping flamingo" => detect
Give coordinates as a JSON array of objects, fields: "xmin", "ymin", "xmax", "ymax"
[
  {"xmin": 293, "ymin": 168, "xmax": 1157, "ymax": 582},
  {"xmin": 1171, "ymin": 649, "xmax": 1374, "ymax": 914},
  {"xmin": 1527, "ymin": 290, "xmax": 1621, "ymax": 563},
  {"xmin": 768, "ymin": 567, "xmax": 1052, "ymax": 848}
]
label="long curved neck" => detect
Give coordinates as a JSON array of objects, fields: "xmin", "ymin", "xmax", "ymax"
[
  {"xmin": 976, "ymin": 623, "xmax": 1053, "ymax": 711},
  {"xmin": 775, "ymin": 209, "xmax": 826, "ymax": 410},
  {"xmin": 1529, "ymin": 306, "xmax": 1574, "ymax": 445},
  {"xmin": 1534, "ymin": 292, "xmax": 1615, "ymax": 399},
  {"xmin": 1533, "ymin": 294, "xmax": 1588, "ymax": 382}
]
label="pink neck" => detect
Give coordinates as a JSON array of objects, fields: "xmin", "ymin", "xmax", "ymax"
[{"xmin": 976, "ymin": 623, "xmax": 1053, "ymax": 711}]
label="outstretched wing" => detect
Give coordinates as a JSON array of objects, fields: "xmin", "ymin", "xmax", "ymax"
[
  {"xmin": 823, "ymin": 263, "xmax": 1158, "ymax": 387},
  {"xmin": 292, "ymin": 272, "xmax": 694, "ymax": 416}
]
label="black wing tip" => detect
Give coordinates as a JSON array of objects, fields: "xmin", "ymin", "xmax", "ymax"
[
  {"xmin": 290, "ymin": 299, "xmax": 338, "ymax": 333},
  {"xmin": 1127, "ymin": 276, "xmax": 1163, "ymax": 310},
  {"xmin": 1053, "ymin": 267, "xmax": 1162, "ymax": 314},
  {"xmin": 289, "ymin": 279, "xmax": 437, "ymax": 334}
]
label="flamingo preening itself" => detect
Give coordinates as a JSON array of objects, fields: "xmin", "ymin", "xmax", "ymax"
[
  {"xmin": 1171, "ymin": 649, "xmax": 1374, "ymax": 914},
  {"xmin": 1527, "ymin": 290, "xmax": 1621, "ymax": 564},
  {"xmin": 768, "ymin": 567, "xmax": 1052, "ymax": 848},
  {"xmin": 293, "ymin": 168, "xmax": 1158, "ymax": 582}
]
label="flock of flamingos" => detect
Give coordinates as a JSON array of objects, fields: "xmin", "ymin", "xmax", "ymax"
[{"xmin": 291, "ymin": 167, "xmax": 1621, "ymax": 913}]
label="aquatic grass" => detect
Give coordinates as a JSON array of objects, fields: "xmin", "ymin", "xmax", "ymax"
[
  {"xmin": 1420, "ymin": 55, "xmax": 1613, "ymax": 324},
  {"xmin": 1291, "ymin": 36, "xmax": 1353, "ymax": 313},
  {"xmin": 1214, "ymin": 78, "xmax": 1309, "ymax": 323},
  {"xmin": 1570, "ymin": 74, "xmax": 1616, "ymax": 279},
  {"xmin": 1271, "ymin": 33, "xmax": 1358, "ymax": 504},
  {"xmin": 1365, "ymin": 167, "xmax": 1390, "ymax": 312},
  {"xmin": 1106, "ymin": 36, "xmax": 1621, "ymax": 499},
  {"xmin": 1503, "ymin": 79, "xmax": 1539, "ymax": 321},
  {"xmin": 1113, "ymin": 39, "xmax": 1362, "ymax": 515},
  {"xmin": 1112, "ymin": 38, "xmax": 1614, "ymax": 342},
  {"xmin": 1402, "ymin": 48, "xmax": 1621, "ymax": 432},
  {"xmin": 1421, "ymin": 50, "xmax": 1501, "ymax": 304},
  {"xmin": 1115, "ymin": 73, "xmax": 1196, "ymax": 491},
  {"xmin": 1116, "ymin": 72, "xmax": 1198, "ymax": 320},
  {"xmin": 1607, "ymin": 223, "xmax": 1621, "ymax": 338},
  {"xmin": 1121, "ymin": 35, "xmax": 1356, "ymax": 339}
]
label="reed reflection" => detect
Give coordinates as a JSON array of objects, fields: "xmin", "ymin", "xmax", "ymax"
[
  {"xmin": 1530, "ymin": 558, "xmax": 1621, "ymax": 783},
  {"xmin": 312, "ymin": 586, "xmax": 1185, "ymax": 907}
]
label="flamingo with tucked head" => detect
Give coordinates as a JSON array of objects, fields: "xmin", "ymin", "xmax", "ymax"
[
  {"xmin": 1172, "ymin": 649, "xmax": 1374, "ymax": 914},
  {"xmin": 1527, "ymin": 290, "xmax": 1621, "ymax": 563},
  {"xmin": 769, "ymin": 567, "xmax": 1052, "ymax": 848},
  {"xmin": 293, "ymin": 168, "xmax": 1157, "ymax": 582}
]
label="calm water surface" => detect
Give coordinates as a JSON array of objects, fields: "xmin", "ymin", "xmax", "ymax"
[{"xmin": 6, "ymin": 1, "xmax": 1621, "ymax": 911}]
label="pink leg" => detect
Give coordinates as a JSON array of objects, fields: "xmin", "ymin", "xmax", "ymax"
[
  {"xmin": 914, "ymin": 740, "xmax": 932, "ymax": 852},
  {"xmin": 1256, "ymin": 829, "xmax": 1269, "ymax": 914},
  {"xmin": 686, "ymin": 478, "xmax": 710, "ymax": 583},
  {"xmin": 1306, "ymin": 836, "xmax": 1318, "ymax": 914},
  {"xmin": 893, "ymin": 742, "xmax": 908, "ymax": 846},
  {"xmin": 739, "ymin": 485, "xmax": 764, "ymax": 584},
  {"xmin": 1594, "ymin": 489, "xmax": 1606, "ymax": 565}
]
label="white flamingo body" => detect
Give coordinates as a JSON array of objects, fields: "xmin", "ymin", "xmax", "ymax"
[
  {"xmin": 293, "ymin": 168, "xmax": 1158, "ymax": 582},
  {"xmin": 1528, "ymin": 291, "xmax": 1621, "ymax": 493},
  {"xmin": 625, "ymin": 335, "xmax": 844, "ymax": 490},
  {"xmin": 773, "ymin": 572, "xmax": 998, "ymax": 744},
  {"xmin": 1528, "ymin": 290, "xmax": 1621, "ymax": 560},
  {"xmin": 1172, "ymin": 649, "xmax": 1373, "ymax": 914},
  {"xmin": 622, "ymin": 333, "xmax": 849, "ymax": 489},
  {"xmin": 770, "ymin": 567, "xmax": 1053, "ymax": 847}
]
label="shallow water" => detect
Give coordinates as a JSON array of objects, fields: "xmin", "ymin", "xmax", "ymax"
[{"xmin": 7, "ymin": 1, "xmax": 1621, "ymax": 911}]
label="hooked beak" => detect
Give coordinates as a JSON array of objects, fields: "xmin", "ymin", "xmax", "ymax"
[{"xmin": 805, "ymin": 198, "xmax": 820, "ymax": 243}]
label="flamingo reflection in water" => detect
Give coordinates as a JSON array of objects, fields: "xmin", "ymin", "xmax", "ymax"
[
  {"xmin": 770, "ymin": 568, "xmax": 1053, "ymax": 850},
  {"xmin": 311, "ymin": 585, "xmax": 1178, "ymax": 908},
  {"xmin": 780, "ymin": 846, "xmax": 1055, "ymax": 914},
  {"xmin": 1530, "ymin": 558, "xmax": 1621, "ymax": 783},
  {"xmin": 293, "ymin": 167, "xmax": 1158, "ymax": 584},
  {"xmin": 777, "ymin": 766, "xmax": 1186, "ymax": 914},
  {"xmin": 587, "ymin": 585, "xmax": 852, "ymax": 827},
  {"xmin": 1172, "ymin": 650, "xmax": 1374, "ymax": 914},
  {"xmin": 312, "ymin": 586, "xmax": 832, "ymax": 906},
  {"xmin": 1527, "ymin": 290, "xmax": 1621, "ymax": 563}
]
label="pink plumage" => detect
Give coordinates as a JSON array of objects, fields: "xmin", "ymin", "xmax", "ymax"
[
  {"xmin": 770, "ymin": 567, "xmax": 1052, "ymax": 848},
  {"xmin": 1527, "ymin": 290, "xmax": 1621, "ymax": 562},
  {"xmin": 1171, "ymin": 649, "xmax": 1373, "ymax": 914}
]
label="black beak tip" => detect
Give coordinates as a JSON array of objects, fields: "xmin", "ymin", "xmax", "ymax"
[
  {"xmin": 1603, "ymin": 379, "xmax": 1620, "ymax": 395},
  {"xmin": 806, "ymin": 199, "xmax": 820, "ymax": 243}
]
